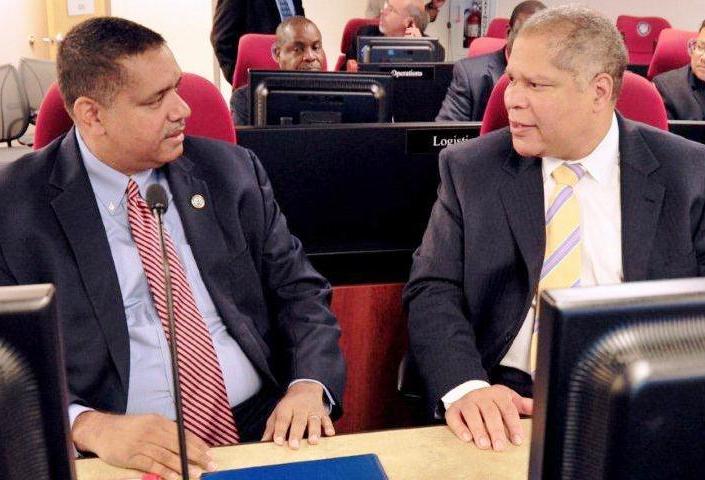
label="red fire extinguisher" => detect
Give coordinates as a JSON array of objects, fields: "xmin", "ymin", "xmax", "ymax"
[{"xmin": 463, "ymin": 1, "xmax": 482, "ymax": 48}]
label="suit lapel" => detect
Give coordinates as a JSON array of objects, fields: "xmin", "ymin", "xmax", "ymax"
[
  {"xmin": 618, "ymin": 118, "xmax": 665, "ymax": 281},
  {"xmin": 165, "ymin": 157, "xmax": 276, "ymax": 383},
  {"xmin": 49, "ymin": 129, "xmax": 130, "ymax": 395},
  {"xmin": 499, "ymin": 149, "xmax": 546, "ymax": 290}
]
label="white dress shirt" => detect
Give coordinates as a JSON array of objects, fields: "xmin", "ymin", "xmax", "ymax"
[{"xmin": 442, "ymin": 113, "xmax": 623, "ymax": 409}]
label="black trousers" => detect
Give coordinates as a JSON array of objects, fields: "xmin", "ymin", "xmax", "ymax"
[
  {"xmin": 489, "ymin": 365, "xmax": 533, "ymax": 399},
  {"xmin": 231, "ymin": 387, "xmax": 281, "ymax": 442}
]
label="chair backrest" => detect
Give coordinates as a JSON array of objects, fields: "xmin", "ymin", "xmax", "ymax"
[
  {"xmin": 616, "ymin": 15, "xmax": 671, "ymax": 66},
  {"xmin": 18, "ymin": 58, "xmax": 57, "ymax": 118},
  {"xmin": 331, "ymin": 283, "xmax": 425, "ymax": 434},
  {"xmin": 647, "ymin": 28, "xmax": 697, "ymax": 79},
  {"xmin": 34, "ymin": 73, "xmax": 236, "ymax": 150},
  {"xmin": 336, "ymin": 18, "xmax": 379, "ymax": 70},
  {"xmin": 467, "ymin": 37, "xmax": 507, "ymax": 58},
  {"xmin": 480, "ymin": 70, "xmax": 668, "ymax": 136},
  {"xmin": 178, "ymin": 72, "xmax": 236, "ymax": 143},
  {"xmin": 0, "ymin": 64, "xmax": 30, "ymax": 145},
  {"xmin": 486, "ymin": 17, "xmax": 509, "ymax": 39},
  {"xmin": 33, "ymin": 83, "xmax": 71, "ymax": 150},
  {"xmin": 232, "ymin": 34, "xmax": 279, "ymax": 89}
]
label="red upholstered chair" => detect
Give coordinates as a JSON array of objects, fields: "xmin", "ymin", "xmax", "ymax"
[
  {"xmin": 336, "ymin": 18, "xmax": 380, "ymax": 70},
  {"xmin": 467, "ymin": 36, "xmax": 507, "ymax": 58},
  {"xmin": 34, "ymin": 74, "xmax": 236, "ymax": 150},
  {"xmin": 479, "ymin": 74, "xmax": 510, "ymax": 135},
  {"xmin": 232, "ymin": 34, "xmax": 278, "ymax": 89},
  {"xmin": 616, "ymin": 15, "xmax": 671, "ymax": 66},
  {"xmin": 647, "ymin": 28, "xmax": 697, "ymax": 79},
  {"xmin": 331, "ymin": 283, "xmax": 425, "ymax": 434},
  {"xmin": 178, "ymin": 73, "xmax": 235, "ymax": 143},
  {"xmin": 486, "ymin": 17, "xmax": 509, "ymax": 39},
  {"xmin": 33, "ymin": 82, "xmax": 72, "ymax": 150},
  {"xmin": 480, "ymin": 70, "xmax": 668, "ymax": 136}
]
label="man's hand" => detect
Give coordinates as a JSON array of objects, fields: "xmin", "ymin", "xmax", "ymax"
[
  {"xmin": 261, "ymin": 381, "xmax": 335, "ymax": 449},
  {"xmin": 72, "ymin": 411, "xmax": 215, "ymax": 480},
  {"xmin": 405, "ymin": 25, "xmax": 423, "ymax": 37},
  {"xmin": 445, "ymin": 385, "xmax": 533, "ymax": 451}
]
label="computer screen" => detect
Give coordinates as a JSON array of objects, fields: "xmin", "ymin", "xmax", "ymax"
[
  {"xmin": 358, "ymin": 62, "xmax": 454, "ymax": 121},
  {"xmin": 0, "ymin": 284, "xmax": 74, "ymax": 480},
  {"xmin": 530, "ymin": 278, "xmax": 705, "ymax": 480},
  {"xmin": 357, "ymin": 37, "xmax": 443, "ymax": 63},
  {"xmin": 249, "ymin": 70, "xmax": 392, "ymax": 126}
]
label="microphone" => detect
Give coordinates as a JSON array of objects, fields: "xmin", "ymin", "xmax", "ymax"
[{"xmin": 146, "ymin": 184, "xmax": 190, "ymax": 480}]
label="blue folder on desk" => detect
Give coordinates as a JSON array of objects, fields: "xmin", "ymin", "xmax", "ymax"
[{"xmin": 202, "ymin": 453, "xmax": 387, "ymax": 480}]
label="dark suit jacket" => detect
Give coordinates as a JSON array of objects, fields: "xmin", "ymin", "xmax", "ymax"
[
  {"xmin": 230, "ymin": 84, "xmax": 250, "ymax": 126},
  {"xmin": 653, "ymin": 65, "xmax": 705, "ymax": 120},
  {"xmin": 435, "ymin": 48, "xmax": 506, "ymax": 122},
  {"xmin": 0, "ymin": 130, "xmax": 345, "ymax": 418},
  {"xmin": 403, "ymin": 117, "xmax": 705, "ymax": 414},
  {"xmin": 211, "ymin": 0, "xmax": 305, "ymax": 83}
]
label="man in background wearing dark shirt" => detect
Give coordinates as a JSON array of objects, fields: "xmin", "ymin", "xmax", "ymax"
[
  {"xmin": 211, "ymin": 0, "xmax": 305, "ymax": 85},
  {"xmin": 653, "ymin": 19, "xmax": 705, "ymax": 120},
  {"xmin": 232, "ymin": 17, "xmax": 326, "ymax": 126}
]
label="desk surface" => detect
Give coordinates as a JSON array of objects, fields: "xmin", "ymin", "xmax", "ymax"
[{"xmin": 76, "ymin": 421, "xmax": 531, "ymax": 480}]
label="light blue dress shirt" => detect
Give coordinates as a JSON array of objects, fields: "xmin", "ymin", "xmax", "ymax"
[{"xmin": 68, "ymin": 131, "xmax": 337, "ymax": 428}]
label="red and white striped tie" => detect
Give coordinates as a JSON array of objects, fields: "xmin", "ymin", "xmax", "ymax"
[{"xmin": 126, "ymin": 179, "xmax": 238, "ymax": 446}]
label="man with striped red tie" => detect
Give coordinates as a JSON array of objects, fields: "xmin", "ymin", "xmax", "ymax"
[
  {"xmin": 0, "ymin": 17, "xmax": 344, "ymax": 479},
  {"xmin": 405, "ymin": 5, "xmax": 705, "ymax": 454}
]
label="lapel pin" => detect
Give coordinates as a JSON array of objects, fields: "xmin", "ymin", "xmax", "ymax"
[{"xmin": 190, "ymin": 194, "xmax": 206, "ymax": 210}]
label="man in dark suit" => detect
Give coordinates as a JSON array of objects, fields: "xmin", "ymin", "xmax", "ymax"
[
  {"xmin": 405, "ymin": 5, "xmax": 705, "ymax": 453},
  {"xmin": 0, "ymin": 17, "xmax": 344, "ymax": 479},
  {"xmin": 211, "ymin": 0, "xmax": 304, "ymax": 84},
  {"xmin": 653, "ymin": 20, "xmax": 705, "ymax": 120},
  {"xmin": 232, "ymin": 16, "xmax": 326, "ymax": 126},
  {"xmin": 436, "ymin": 0, "xmax": 545, "ymax": 122}
]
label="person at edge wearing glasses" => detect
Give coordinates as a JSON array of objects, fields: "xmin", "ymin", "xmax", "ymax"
[{"xmin": 653, "ymin": 19, "xmax": 705, "ymax": 120}]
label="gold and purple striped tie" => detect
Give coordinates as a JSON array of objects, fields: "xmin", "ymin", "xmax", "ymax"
[{"xmin": 530, "ymin": 163, "xmax": 586, "ymax": 374}]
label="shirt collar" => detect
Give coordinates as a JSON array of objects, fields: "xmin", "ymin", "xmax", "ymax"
[
  {"xmin": 542, "ymin": 112, "xmax": 620, "ymax": 186},
  {"xmin": 75, "ymin": 129, "xmax": 158, "ymax": 215}
]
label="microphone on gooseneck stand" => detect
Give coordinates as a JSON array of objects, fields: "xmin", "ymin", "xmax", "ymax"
[{"xmin": 145, "ymin": 184, "xmax": 190, "ymax": 480}]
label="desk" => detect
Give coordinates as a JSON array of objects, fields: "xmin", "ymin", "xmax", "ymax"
[{"xmin": 76, "ymin": 422, "xmax": 531, "ymax": 480}]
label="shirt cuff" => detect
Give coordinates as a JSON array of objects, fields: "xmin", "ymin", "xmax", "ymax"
[
  {"xmin": 68, "ymin": 403, "xmax": 95, "ymax": 458},
  {"xmin": 288, "ymin": 379, "xmax": 335, "ymax": 415},
  {"xmin": 441, "ymin": 380, "xmax": 491, "ymax": 411}
]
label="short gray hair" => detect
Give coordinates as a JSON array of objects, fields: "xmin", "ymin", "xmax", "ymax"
[{"xmin": 518, "ymin": 5, "xmax": 628, "ymax": 101}]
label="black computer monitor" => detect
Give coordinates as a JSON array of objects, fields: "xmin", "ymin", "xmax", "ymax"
[
  {"xmin": 530, "ymin": 278, "xmax": 705, "ymax": 480},
  {"xmin": 668, "ymin": 120, "xmax": 705, "ymax": 145},
  {"xmin": 0, "ymin": 284, "xmax": 74, "ymax": 480},
  {"xmin": 357, "ymin": 36, "xmax": 443, "ymax": 63},
  {"xmin": 249, "ymin": 70, "xmax": 392, "ymax": 126},
  {"xmin": 358, "ymin": 62, "xmax": 454, "ymax": 121}
]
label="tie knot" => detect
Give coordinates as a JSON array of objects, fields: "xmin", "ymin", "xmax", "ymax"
[
  {"xmin": 552, "ymin": 163, "xmax": 585, "ymax": 187},
  {"xmin": 126, "ymin": 178, "xmax": 141, "ymax": 199}
]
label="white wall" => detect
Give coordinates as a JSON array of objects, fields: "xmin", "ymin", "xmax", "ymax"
[
  {"xmin": 494, "ymin": 0, "xmax": 702, "ymax": 31},
  {"xmin": 111, "ymin": 0, "xmax": 216, "ymax": 81},
  {"xmin": 0, "ymin": 0, "xmax": 49, "ymax": 66}
]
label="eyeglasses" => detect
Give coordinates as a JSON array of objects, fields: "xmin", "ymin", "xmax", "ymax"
[
  {"xmin": 687, "ymin": 38, "xmax": 705, "ymax": 57},
  {"xmin": 383, "ymin": 0, "xmax": 403, "ymax": 16}
]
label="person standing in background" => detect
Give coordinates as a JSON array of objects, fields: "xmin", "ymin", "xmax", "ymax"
[{"xmin": 211, "ymin": 0, "xmax": 305, "ymax": 85}]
